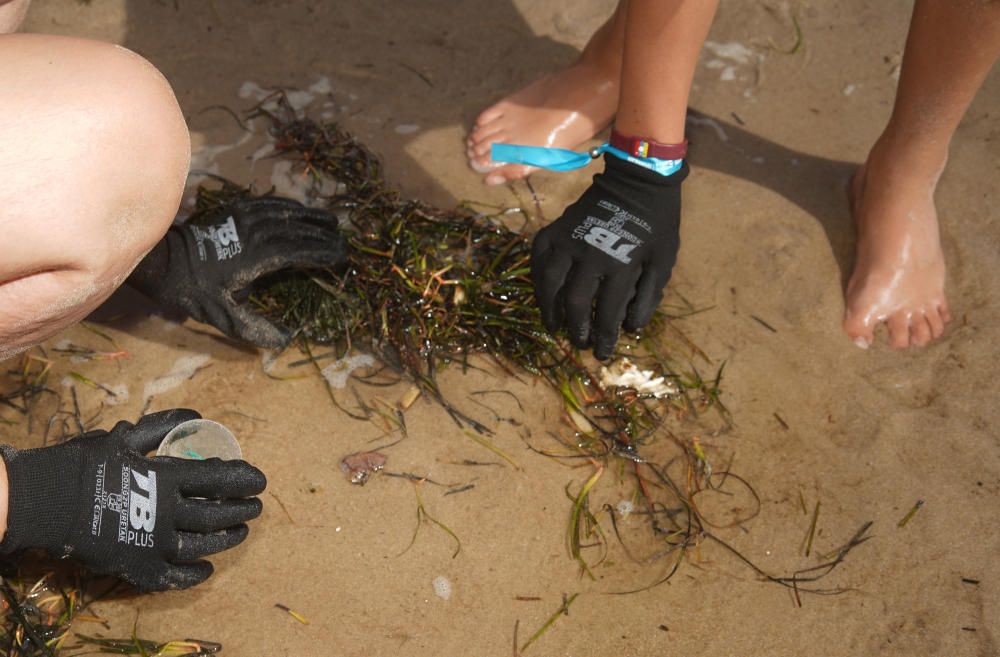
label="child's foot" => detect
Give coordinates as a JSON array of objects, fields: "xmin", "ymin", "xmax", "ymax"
[
  {"xmin": 844, "ymin": 136, "xmax": 952, "ymax": 349},
  {"xmin": 466, "ymin": 10, "xmax": 625, "ymax": 186},
  {"xmin": 466, "ymin": 63, "xmax": 619, "ymax": 185}
]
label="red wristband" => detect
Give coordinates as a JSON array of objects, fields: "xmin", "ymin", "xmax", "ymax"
[{"xmin": 610, "ymin": 128, "xmax": 688, "ymax": 160}]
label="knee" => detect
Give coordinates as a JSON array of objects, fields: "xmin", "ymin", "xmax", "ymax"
[
  {"xmin": 78, "ymin": 42, "xmax": 191, "ymax": 277},
  {"xmin": 0, "ymin": 36, "xmax": 190, "ymax": 354},
  {"xmin": 11, "ymin": 36, "xmax": 191, "ymax": 281}
]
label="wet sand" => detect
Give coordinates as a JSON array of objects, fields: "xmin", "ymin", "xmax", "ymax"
[{"xmin": 6, "ymin": 1, "xmax": 999, "ymax": 655}]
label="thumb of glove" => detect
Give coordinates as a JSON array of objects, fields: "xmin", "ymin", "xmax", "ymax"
[
  {"xmin": 122, "ymin": 408, "xmax": 202, "ymax": 453},
  {"xmin": 227, "ymin": 305, "xmax": 293, "ymax": 349}
]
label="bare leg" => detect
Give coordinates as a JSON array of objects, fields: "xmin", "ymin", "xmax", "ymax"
[
  {"xmin": 466, "ymin": 2, "xmax": 627, "ymax": 185},
  {"xmin": 844, "ymin": 0, "xmax": 1000, "ymax": 349},
  {"xmin": 466, "ymin": 0, "xmax": 717, "ymax": 185},
  {"xmin": 614, "ymin": 0, "xmax": 718, "ymax": 143},
  {"xmin": 0, "ymin": 34, "xmax": 190, "ymax": 360}
]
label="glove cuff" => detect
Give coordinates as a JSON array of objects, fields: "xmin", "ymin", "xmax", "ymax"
[
  {"xmin": 127, "ymin": 224, "xmax": 183, "ymax": 302},
  {"xmin": 602, "ymin": 152, "xmax": 689, "ymax": 187},
  {"xmin": 0, "ymin": 444, "xmax": 79, "ymax": 555}
]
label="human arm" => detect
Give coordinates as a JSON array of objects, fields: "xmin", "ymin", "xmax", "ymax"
[{"xmin": 531, "ymin": 0, "xmax": 718, "ymax": 359}]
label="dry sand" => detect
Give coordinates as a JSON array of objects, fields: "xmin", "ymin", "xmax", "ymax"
[{"xmin": 3, "ymin": 0, "xmax": 998, "ymax": 655}]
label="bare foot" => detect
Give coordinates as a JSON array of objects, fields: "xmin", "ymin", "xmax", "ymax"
[
  {"xmin": 467, "ymin": 64, "xmax": 619, "ymax": 185},
  {"xmin": 467, "ymin": 12, "xmax": 624, "ymax": 185},
  {"xmin": 844, "ymin": 137, "xmax": 952, "ymax": 349}
]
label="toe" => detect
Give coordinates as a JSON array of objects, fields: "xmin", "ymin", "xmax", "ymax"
[
  {"xmin": 910, "ymin": 314, "xmax": 932, "ymax": 347},
  {"xmin": 466, "ymin": 127, "xmax": 507, "ymax": 173},
  {"xmin": 470, "ymin": 156, "xmax": 504, "ymax": 175},
  {"xmin": 471, "ymin": 137, "xmax": 498, "ymax": 159},
  {"xmin": 467, "ymin": 133, "xmax": 508, "ymax": 174},
  {"xmin": 926, "ymin": 306, "xmax": 945, "ymax": 339},
  {"xmin": 887, "ymin": 312, "xmax": 911, "ymax": 349},
  {"xmin": 466, "ymin": 143, "xmax": 487, "ymax": 162},
  {"xmin": 485, "ymin": 164, "xmax": 534, "ymax": 186},
  {"xmin": 469, "ymin": 122, "xmax": 505, "ymax": 146},
  {"xmin": 843, "ymin": 310, "xmax": 874, "ymax": 349},
  {"xmin": 474, "ymin": 105, "xmax": 504, "ymax": 128},
  {"xmin": 939, "ymin": 301, "xmax": 953, "ymax": 324}
]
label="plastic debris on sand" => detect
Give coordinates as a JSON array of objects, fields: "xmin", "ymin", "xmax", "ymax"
[{"xmin": 598, "ymin": 358, "xmax": 678, "ymax": 398}]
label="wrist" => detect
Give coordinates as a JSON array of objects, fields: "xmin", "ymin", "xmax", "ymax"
[
  {"xmin": 603, "ymin": 145, "xmax": 684, "ymax": 177},
  {"xmin": 601, "ymin": 152, "xmax": 689, "ymax": 187}
]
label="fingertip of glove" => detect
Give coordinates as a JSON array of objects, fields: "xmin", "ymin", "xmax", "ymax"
[
  {"xmin": 622, "ymin": 311, "xmax": 652, "ymax": 335},
  {"xmin": 132, "ymin": 559, "xmax": 214, "ymax": 593},
  {"xmin": 172, "ymin": 408, "xmax": 204, "ymax": 423},
  {"xmin": 568, "ymin": 331, "xmax": 591, "ymax": 350},
  {"xmin": 170, "ymin": 560, "xmax": 215, "ymax": 591},
  {"xmin": 251, "ymin": 469, "xmax": 268, "ymax": 495},
  {"xmin": 224, "ymin": 522, "xmax": 252, "ymax": 545},
  {"xmin": 593, "ymin": 340, "xmax": 615, "ymax": 361},
  {"xmin": 237, "ymin": 461, "xmax": 268, "ymax": 494},
  {"xmin": 144, "ymin": 408, "xmax": 203, "ymax": 427},
  {"xmin": 240, "ymin": 319, "xmax": 292, "ymax": 351}
]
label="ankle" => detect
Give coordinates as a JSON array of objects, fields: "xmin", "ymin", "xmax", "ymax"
[
  {"xmin": 578, "ymin": 17, "xmax": 625, "ymax": 77},
  {"xmin": 871, "ymin": 122, "xmax": 950, "ymax": 182}
]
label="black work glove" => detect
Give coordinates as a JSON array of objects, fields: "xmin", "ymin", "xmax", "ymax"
[
  {"xmin": 0, "ymin": 409, "xmax": 266, "ymax": 592},
  {"xmin": 129, "ymin": 196, "xmax": 347, "ymax": 348},
  {"xmin": 531, "ymin": 154, "xmax": 688, "ymax": 360}
]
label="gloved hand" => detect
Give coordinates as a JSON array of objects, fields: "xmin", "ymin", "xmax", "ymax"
[
  {"xmin": 129, "ymin": 196, "xmax": 347, "ymax": 348},
  {"xmin": 531, "ymin": 154, "xmax": 688, "ymax": 359},
  {"xmin": 0, "ymin": 409, "xmax": 266, "ymax": 592}
]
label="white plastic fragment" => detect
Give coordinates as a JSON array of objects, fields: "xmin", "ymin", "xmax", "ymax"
[
  {"xmin": 704, "ymin": 40, "xmax": 755, "ymax": 64},
  {"xmin": 599, "ymin": 358, "xmax": 678, "ymax": 398},
  {"xmin": 269, "ymin": 160, "xmax": 343, "ymax": 207},
  {"xmin": 432, "ymin": 576, "xmax": 452, "ymax": 600}
]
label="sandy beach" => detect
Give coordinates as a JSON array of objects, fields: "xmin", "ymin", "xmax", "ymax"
[{"xmin": 3, "ymin": 0, "xmax": 998, "ymax": 655}]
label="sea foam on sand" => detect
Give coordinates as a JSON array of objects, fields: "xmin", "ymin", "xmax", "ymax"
[{"xmin": 143, "ymin": 354, "xmax": 211, "ymax": 404}]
